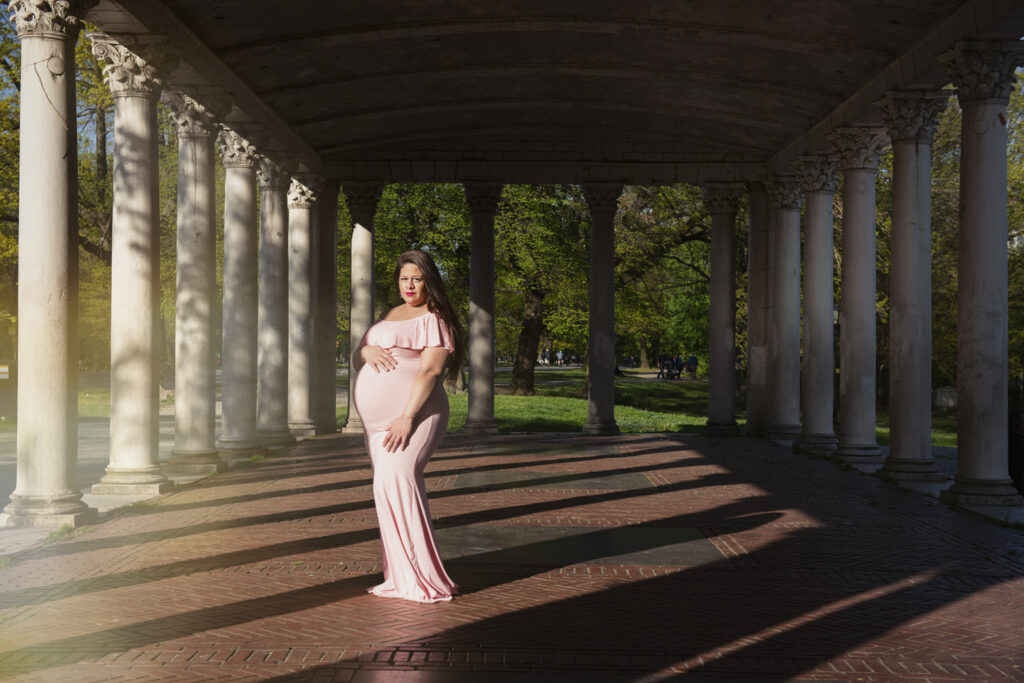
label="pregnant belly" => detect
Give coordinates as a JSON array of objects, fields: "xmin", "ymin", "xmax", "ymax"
[{"xmin": 353, "ymin": 348, "xmax": 432, "ymax": 433}]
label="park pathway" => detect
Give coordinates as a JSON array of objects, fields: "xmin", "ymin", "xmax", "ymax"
[{"xmin": 0, "ymin": 432, "xmax": 1022, "ymax": 681}]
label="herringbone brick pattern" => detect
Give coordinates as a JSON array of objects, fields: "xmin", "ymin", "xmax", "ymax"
[{"xmin": 0, "ymin": 433, "xmax": 1022, "ymax": 681}]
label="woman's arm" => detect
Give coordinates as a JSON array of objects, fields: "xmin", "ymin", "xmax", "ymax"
[{"xmin": 382, "ymin": 347, "xmax": 449, "ymax": 453}]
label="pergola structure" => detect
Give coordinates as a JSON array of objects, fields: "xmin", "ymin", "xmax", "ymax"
[{"xmin": 4, "ymin": 0, "xmax": 1024, "ymax": 527}]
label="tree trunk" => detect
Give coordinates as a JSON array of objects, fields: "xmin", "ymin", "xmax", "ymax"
[
  {"xmin": 96, "ymin": 103, "xmax": 108, "ymax": 181},
  {"xmin": 509, "ymin": 289, "xmax": 544, "ymax": 395},
  {"xmin": 639, "ymin": 337, "xmax": 651, "ymax": 370},
  {"xmin": 444, "ymin": 368, "xmax": 468, "ymax": 394}
]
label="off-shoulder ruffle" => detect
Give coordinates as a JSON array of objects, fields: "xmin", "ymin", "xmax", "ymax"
[{"xmin": 363, "ymin": 311, "xmax": 454, "ymax": 352}]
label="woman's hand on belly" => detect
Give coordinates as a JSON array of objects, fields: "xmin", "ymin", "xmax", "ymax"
[
  {"xmin": 361, "ymin": 344, "xmax": 397, "ymax": 373},
  {"xmin": 383, "ymin": 415, "xmax": 414, "ymax": 452}
]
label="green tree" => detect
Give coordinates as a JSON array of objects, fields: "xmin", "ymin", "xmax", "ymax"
[
  {"xmin": 0, "ymin": 7, "xmax": 19, "ymax": 356},
  {"xmin": 495, "ymin": 185, "xmax": 589, "ymax": 394}
]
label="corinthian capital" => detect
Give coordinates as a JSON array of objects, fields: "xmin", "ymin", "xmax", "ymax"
[
  {"xmin": 217, "ymin": 128, "xmax": 259, "ymax": 168},
  {"xmin": 464, "ymin": 182, "xmax": 503, "ymax": 217},
  {"xmin": 162, "ymin": 90, "xmax": 231, "ymax": 138},
  {"xmin": 827, "ymin": 127, "xmax": 889, "ymax": 171},
  {"xmin": 288, "ymin": 178, "xmax": 318, "ymax": 209},
  {"xmin": 765, "ymin": 175, "xmax": 803, "ymax": 210},
  {"xmin": 583, "ymin": 184, "xmax": 623, "ymax": 218},
  {"xmin": 256, "ymin": 156, "xmax": 289, "ymax": 190},
  {"xmin": 796, "ymin": 155, "xmax": 839, "ymax": 194},
  {"xmin": 8, "ymin": 0, "xmax": 95, "ymax": 38},
  {"xmin": 343, "ymin": 182, "xmax": 384, "ymax": 223},
  {"xmin": 877, "ymin": 90, "xmax": 948, "ymax": 143},
  {"xmin": 941, "ymin": 41, "xmax": 1024, "ymax": 104},
  {"xmin": 89, "ymin": 33, "xmax": 177, "ymax": 98},
  {"xmin": 701, "ymin": 183, "xmax": 745, "ymax": 216}
]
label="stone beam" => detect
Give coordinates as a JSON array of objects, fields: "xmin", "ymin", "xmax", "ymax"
[
  {"xmin": 87, "ymin": 0, "xmax": 320, "ymax": 174},
  {"xmin": 322, "ymin": 161, "xmax": 766, "ymax": 185},
  {"xmin": 768, "ymin": 0, "xmax": 1024, "ymax": 173}
]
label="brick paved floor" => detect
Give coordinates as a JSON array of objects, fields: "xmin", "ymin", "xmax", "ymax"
[{"xmin": 1, "ymin": 433, "xmax": 1022, "ymax": 682}]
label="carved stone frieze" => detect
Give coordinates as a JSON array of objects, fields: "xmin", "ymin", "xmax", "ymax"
[
  {"xmin": 582, "ymin": 183, "xmax": 623, "ymax": 217},
  {"xmin": 8, "ymin": 0, "xmax": 95, "ymax": 38},
  {"xmin": 796, "ymin": 156, "xmax": 839, "ymax": 194},
  {"xmin": 701, "ymin": 183, "xmax": 745, "ymax": 215},
  {"xmin": 941, "ymin": 41, "xmax": 1024, "ymax": 104},
  {"xmin": 464, "ymin": 182, "xmax": 503, "ymax": 217},
  {"xmin": 89, "ymin": 33, "xmax": 176, "ymax": 99},
  {"xmin": 877, "ymin": 91, "xmax": 948, "ymax": 143},
  {"xmin": 217, "ymin": 128, "xmax": 259, "ymax": 168},
  {"xmin": 287, "ymin": 178, "xmax": 317, "ymax": 209},
  {"xmin": 765, "ymin": 175, "xmax": 803, "ymax": 210},
  {"xmin": 827, "ymin": 127, "xmax": 889, "ymax": 171}
]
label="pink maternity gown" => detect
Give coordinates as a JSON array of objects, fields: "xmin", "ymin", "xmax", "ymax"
[{"xmin": 354, "ymin": 311, "xmax": 458, "ymax": 603}]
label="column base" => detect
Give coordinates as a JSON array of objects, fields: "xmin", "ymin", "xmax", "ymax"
[
  {"xmin": 313, "ymin": 418, "xmax": 337, "ymax": 435},
  {"xmin": 463, "ymin": 418, "xmax": 498, "ymax": 435},
  {"xmin": 258, "ymin": 427, "xmax": 297, "ymax": 447},
  {"xmin": 705, "ymin": 421, "xmax": 739, "ymax": 437},
  {"xmin": 880, "ymin": 457, "xmax": 947, "ymax": 481},
  {"xmin": 341, "ymin": 416, "xmax": 365, "ymax": 435},
  {"xmin": 940, "ymin": 477, "xmax": 1024, "ymax": 507},
  {"xmin": 582, "ymin": 420, "xmax": 619, "ymax": 436},
  {"xmin": 1, "ymin": 493, "xmax": 97, "ymax": 528},
  {"xmin": 288, "ymin": 419, "xmax": 318, "ymax": 439},
  {"xmin": 218, "ymin": 441, "xmax": 265, "ymax": 460},
  {"xmin": 165, "ymin": 448, "xmax": 227, "ymax": 475},
  {"xmin": 765, "ymin": 422, "xmax": 801, "ymax": 443},
  {"xmin": 92, "ymin": 466, "xmax": 175, "ymax": 495},
  {"xmin": 794, "ymin": 433, "xmax": 837, "ymax": 456},
  {"xmin": 745, "ymin": 420, "xmax": 766, "ymax": 437},
  {"xmin": 836, "ymin": 442, "xmax": 882, "ymax": 463}
]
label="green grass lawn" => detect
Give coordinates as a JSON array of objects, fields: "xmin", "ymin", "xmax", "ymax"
[
  {"xmin": 338, "ymin": 367, "xmax": 959, "ymax": 445},
  {"xmin": 78, "ymin": 388, "xmax": 112, "ymax": 418}
]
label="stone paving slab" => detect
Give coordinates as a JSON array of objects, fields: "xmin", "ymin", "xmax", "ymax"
[{"xmin": 0, "ymin": 433, "xmax": 1022, "ymax": 681}]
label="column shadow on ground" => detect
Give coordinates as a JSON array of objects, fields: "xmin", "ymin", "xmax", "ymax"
[{"xmin": 2, "ymin": 434, "xmax": 1021, "ymax": 681}]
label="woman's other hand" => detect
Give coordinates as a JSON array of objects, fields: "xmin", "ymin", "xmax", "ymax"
[
  {"xmin": 383, "ymin": 415, "xmax": 414, "ymax": 452},
  {"xmin": 361, "ymin": 345, "xmax": 396, "ymax": 373}
]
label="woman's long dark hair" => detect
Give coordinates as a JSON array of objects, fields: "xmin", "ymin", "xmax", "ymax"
[{"xmin": 393, "ymin": 250, "xmax": 466, "ymax": 383}]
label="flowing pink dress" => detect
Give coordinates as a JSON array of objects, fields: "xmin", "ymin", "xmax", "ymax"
[{"xmin": 354, "ymin": 311, "xmax": 458, "ymax": 603}]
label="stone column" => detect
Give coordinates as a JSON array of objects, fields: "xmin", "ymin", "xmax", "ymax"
[
  {"xmin": 287, "ymin": 177, "xmax": 318, "ymax": 437},
  {"xmin": 745, "ymin": 183, "xmax": 770, "ymax": 437},
  {"xmin": 90, "ymin": 34, "xmax": 176, "ymax": 495},
  {"xmin": 217, "ymin": 129, "xmax": 262, "ymax": 458},
  {"xmin": 582, "ymin": 184, "xmax": 622, "ymax": 435},
  {"xmin": 464, "ymin": 183, "xmax": 502, "ymax": 434},
  {"xmin": 256, "ymin": 156, "xmax": 295, "ymax": 447},
  {"xmin": 342, "ymin": 183, "xmax": 383, "ymax": 434},
  {"xmin": 702, "ymin": 184, "xmax": 745, "ymax": 435},
  {"xmin": 764, "ymin": 176, "xmax": 803, "ymax": 441},
  {"xmin": 1, "ymin": 1, "xmax": 98, "ymax": 526},
  {"xmin": 794, "ymin": 156, "xmax": 839, "ymax": 454},
  {"xmin": 940, "ymin": 43, "xmax": 1024, "ymax": 506},
  {"xmin": 829, "ymin": 127, "xmax": 888, "ymax": 461},
  {"xmin": 164, "ymin": 91, "xmax": 228, "ymax": 474},
  {"xmin": 314, "ymin": 180, "xmax": 341, "ymax": 434},
  {"xmin": 878, "ymin": 91, "xmax": 949, "ymax": 481}
]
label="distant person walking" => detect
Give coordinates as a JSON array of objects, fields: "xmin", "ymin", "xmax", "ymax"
[{"xmin": 686, "ymin": 354, "xmax": 698, "ymax": 380}]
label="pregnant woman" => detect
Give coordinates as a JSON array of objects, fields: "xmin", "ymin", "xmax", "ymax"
[{"xmin": 353, "ymin": 250, "xmax": 464, "ymax": 603}]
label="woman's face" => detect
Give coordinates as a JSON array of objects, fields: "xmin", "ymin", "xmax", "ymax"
[{"xmin": 398, "ymin": 262, "xmax": 427, "ymax": 307}]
